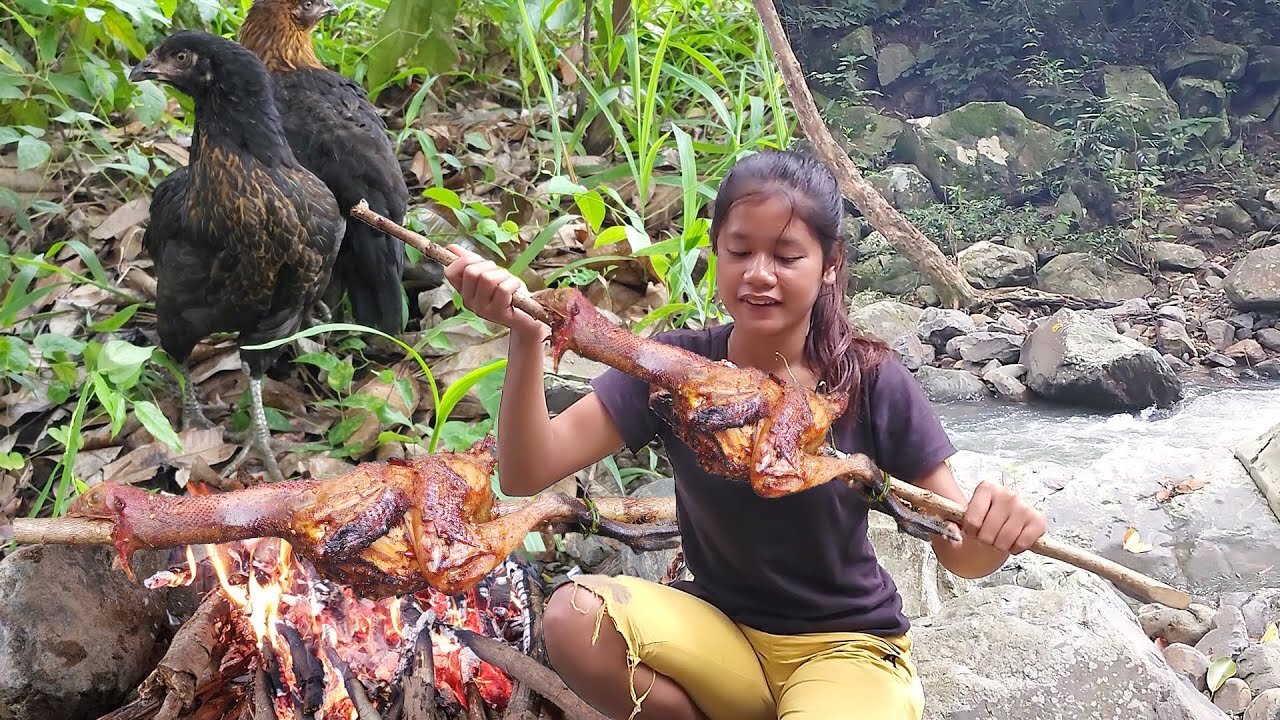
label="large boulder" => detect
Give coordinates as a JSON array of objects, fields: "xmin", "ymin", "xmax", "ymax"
[
  {"xmin": 1236, "ymin": 421, "xmax": 1280, "ymax": 523},
  {"xmin": 1169, "ymin": 78, "xmax": 1231, "ymax": 148},
  {"xmin": 1149, "ymin": 241, "xmax": 1207, "ymax": 271},
  {"xmin": 1099, "ymin": 66, "xmax": 1181, "ymax": 144},
  {"xmin": 1224, "ymin": 245, "xmax": 1280, "ymax": 311},
  {"xmin": 849, "ymin": 299, "xmax": 923, "ymax": 345},
  {"xmin": 1160, "ymin": 37, "xmax": 1249, "ymax": 83},
  {"xmin": 956, "ymin": 240, "xmax": 1036, "ymax": 288},
  {"xmin": 895, "ymin": 102, "xmax": 1066, "ymax": 201},
  {"xmin": 830, "ymin": 105, "xmax": 909, "ymax": 169},
  {"xmin": 911, "ymin": 583, "xmax": 1230, "ymax": 720},
  {"xmin": 1036, "ymin": 252, "xmax": 1155, "ymax": 302},
  {"xmin": 0, "ymin": 545, "xmax": 169, "ymax": 720},
  {"xmin": 1021, "ymin": 307, "xmax": 1182, "ymax": 410},
  {"xmin": 868, "ymin": 164, "xmax": 939, "ymax": 211},
  {"xmin": 914, "ymin": 366, "xmax": 990, "ymax": 402}
]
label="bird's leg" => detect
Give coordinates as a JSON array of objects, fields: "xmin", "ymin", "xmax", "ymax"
[
  {"xmin": 475, "ymin": 492, "xmax": 681, "ymax": 557},
  {"xmin": 221, "ymin": 375, "xmax": 286, "ymax": 483},
  {"xmin": 177, "ymin": 362, "xmax": 216, "ymax": 432},
  {"xmin": 307, "ymin": 300, "xmax": 333, "ymax": 329}
]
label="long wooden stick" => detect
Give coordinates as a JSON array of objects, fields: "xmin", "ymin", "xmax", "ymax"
[{"xmin": 347, "ymin": 202, "xmax": 1191, "ymax": 610}]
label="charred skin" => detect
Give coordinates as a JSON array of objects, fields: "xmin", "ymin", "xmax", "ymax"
[
  {"xmin": 537, "ymin": 287, "xmax": 883, "ymax": 497},
  {"xmin": 65, "ymin": 437, "xmax": 676, "ymax": 598}
]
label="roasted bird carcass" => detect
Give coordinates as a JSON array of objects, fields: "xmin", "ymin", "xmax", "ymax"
[
  {"xmin": 536, "ymin": 287, "xmax": 955, "ymax": 541},
  {"xmin": 66, "ymin": 437, "xmax": 677, "ymax": 597}
]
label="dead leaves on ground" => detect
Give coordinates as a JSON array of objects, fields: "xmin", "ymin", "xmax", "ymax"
[{"xmin": 1153, "ymin": 477, "xmax": 1207, "ymax": 504}]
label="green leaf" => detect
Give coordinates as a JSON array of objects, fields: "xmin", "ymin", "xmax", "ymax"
[
  {"xmin": 366, "ymin": 0, "xmax": 459, "ymax": 92},
  {"xmin": 575, "ymin": 190, "xmax": 606, "ymax": 233},
  {"xmin": 593, "ymin": 225, "xmax": 629, "ymax": 248},
  {"xmin": 90, "ymin": 304, "xmax": 140, "ymax": 332},
  {"xmin": 544, "ymin": 175, "xmax": 587, "ymax": 196},
  {"xmin": 34, "ymin": 333, "xmax": 86, "ymax": 359},
  {"xmin": 329, "ymin": 414, "xmax": 364, "ymax": 445},
  {"xmin": 327, "ymin": 359, "xmax": 355, "ymax": 391},
  {"xmin": 133, "ymin": 400, "xmax": 182, "ymax": 453},
  {"xmin": 132, "ymin": 82, "xmax": 168, "ymax": 126},
  {"xmin": 265, "ymin": 408, "xmax": 293, "ymax": 433},
  {"xmin": 96, "ymin": 339, "xmax": 153, "ymax": 386},
  {"xmin": 92, "ymin": 372, "xmax": 126, "ymax": 436},
  {"xmin": 47, "ymin": 378, "xmax": 72, "ymax": 404},
  {"xmin": 294, "ymin": 351, "xmax": 340, "ymax": 373},
  {"xmin": 16, "ymin": 135, "xmax": 50, "ymax": 170},
  {"xmin": 423, "ymin": 186, "xmax": 461, "ymax": 210},
  {"xmin": 0, "ymin": 452, "xmax": 23, "ymax": 471},
  {"xmin": 430, "ymin": 359, "xmax": 506, "ymax": 452},
  {"xmin": 1207, "ymin": 657, "xmax": 1236, "ymax": 693},
  {"xmin": 0, "ymin": 336, "xmax": 32, "ymax": 373}
]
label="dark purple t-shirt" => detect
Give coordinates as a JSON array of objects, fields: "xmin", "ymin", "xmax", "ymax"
[{"xmin": 590, "ymin": 322, "xmax": 957, "ymax": 637}]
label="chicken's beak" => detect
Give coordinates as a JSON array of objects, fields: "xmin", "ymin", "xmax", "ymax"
[
  {"xmin": 322, "ymin": 0, "xmax": 338, "ymax": 17},
  {"xmin": 129, "ymin": 54, "xmax": 159, "ymax": 83}
]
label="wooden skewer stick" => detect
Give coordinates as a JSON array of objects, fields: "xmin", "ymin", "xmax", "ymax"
[{"xmin": 349, "ymin": 201, "xmax": 1194, "ymax": 610}]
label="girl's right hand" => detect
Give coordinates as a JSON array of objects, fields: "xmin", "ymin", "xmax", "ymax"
[{"xmin": 444, "ymin": 245, "xmax": 547, "ymax": 339}]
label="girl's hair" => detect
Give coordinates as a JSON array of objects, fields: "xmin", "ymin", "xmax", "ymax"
[{"xmin": 709, "ymin": 150, "xmax": 888, "ymax": 405}]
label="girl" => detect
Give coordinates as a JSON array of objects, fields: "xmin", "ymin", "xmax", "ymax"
[{"xmin": 443, "ymin": 150, "xmax": 1046, "ymax": 720}]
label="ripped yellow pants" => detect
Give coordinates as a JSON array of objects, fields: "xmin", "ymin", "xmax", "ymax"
[{"xmin": 563, "ymin": 574, "xmax": 925, "ymax": 720}]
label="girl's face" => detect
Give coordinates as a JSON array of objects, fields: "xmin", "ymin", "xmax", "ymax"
[{"xmin": 714, "ymin": 190, "xmax": 837, "ymax": 338}]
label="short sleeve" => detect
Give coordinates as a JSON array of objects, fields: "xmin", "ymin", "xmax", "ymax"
[
  {"xmin": 590, "ymin": 365, "xmax": 665, "ymax": 453},
  {"xmin": 865, "ymin": 359, "xmax": 957, "ymax": 483}
]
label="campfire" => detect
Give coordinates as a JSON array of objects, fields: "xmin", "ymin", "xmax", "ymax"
[{"xmin": 101, "ymin": 537, "xmax": 543, "ymax": 720}]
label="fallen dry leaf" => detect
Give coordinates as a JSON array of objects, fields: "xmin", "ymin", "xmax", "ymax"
[
  {"xmin": 73, "ymin": 446, "xmax": 124, "ymax": 486},
  {"xmin": 1122, "ymin": 527, "xmax": 1154, "ymax": 554},
  {"xmin": 1264, "ymin": 623, "xmax": 1278, "ymax": 644},
  {"xmin": 0, "ymin": 386, "xmax": 54, "ymax": 428},
  {"xmin": 100, "ymin": 427, "xmax": 237, "ymax": 486},
  {"xmin": 1155, "ymin": 477, "xmax": 1207, "ymax": 504},
  {"xmin": 90, "ymin": 198, "xmax": 150, "ymax": 240}
]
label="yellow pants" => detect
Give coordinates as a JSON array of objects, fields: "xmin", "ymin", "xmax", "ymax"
[{"xmin": 562, "ymin": 574, "xmax": 925, "ymax": 720}]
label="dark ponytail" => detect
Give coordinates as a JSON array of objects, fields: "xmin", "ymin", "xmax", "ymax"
[{"xmin": 709, "ymin": 150, "xmax": 888, "ymax": 405}]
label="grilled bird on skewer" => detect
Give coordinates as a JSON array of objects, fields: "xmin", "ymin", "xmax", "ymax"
[
  {"xmin": 536, "ymin": 287, "xmax": 956, "ymax": 541},
  {"xmin": 66, "ymin": 437, "xmax": 678, "ymax": 597}
]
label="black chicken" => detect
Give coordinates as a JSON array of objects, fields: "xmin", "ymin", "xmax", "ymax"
[
  {"xmin": 131, "ymin": 30, "xmax": 345, "ymax": 482},
  {"xmin": 238, "ymin": 0, "xmax": 410, "ymax": 335}
]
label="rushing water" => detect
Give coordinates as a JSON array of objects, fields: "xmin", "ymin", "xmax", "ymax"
[{"xmin": 934, "ymin": 377, "xmax": 1280, "ymax": 466}]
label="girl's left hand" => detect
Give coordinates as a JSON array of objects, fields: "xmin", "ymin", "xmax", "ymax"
[{"xmin": 960, "ymin": 480, "xmax": 1047, "ymax": 555}]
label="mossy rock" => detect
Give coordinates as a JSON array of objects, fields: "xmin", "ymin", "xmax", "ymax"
[{"xmin": 893, "ymin": 102, "xmax": 1067, "ymax": 202}]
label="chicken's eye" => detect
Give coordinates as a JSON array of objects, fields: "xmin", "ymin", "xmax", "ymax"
[
  {"xmin": 303, "ymin": 1, "xmax": 313, "ymax": 7},
  {"xmin": 175, "ymin": 51, "xmax": 188, "ymax": 63}
]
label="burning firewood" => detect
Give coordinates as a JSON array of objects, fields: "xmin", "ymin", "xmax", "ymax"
[
  {"xmin": 453, "ymin": 628, "xmax": 607, "ymax": 720},
  {"xmin": 344, "ymin": 201, "xmax": 1194, "ymax": 610},
  {"xmin": 12, "ymin": 438, "xmax": 679, "ymax": 600},
  {"xmin": 278, "ymin": 622, "xmax": 326, "ymax": 714},
  {"xmin": 137, "ymin": 590, "xmax": 235, "ymax": 718},
  {"xmin": 399, "ymin": 624, "xmax": 440, "ymax": 720}
]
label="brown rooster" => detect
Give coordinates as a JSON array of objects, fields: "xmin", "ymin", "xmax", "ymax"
[{"xmin": 238, "ymin": 0, "xmax": 410, "ymax": 335}]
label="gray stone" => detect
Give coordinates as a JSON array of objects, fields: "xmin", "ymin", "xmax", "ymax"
[
  {"xmin": 911, "ymin": 583, "xmax": 1231, "ymax": 720},
  {"xmin": 1246, "ymin": 689, "xmax": 1280, "ymax": 720},
  {"xmin": 831, "ymin": 105, "xmax": 908, "ymax": 168},
  {"xmin": 1159, "ymin": 305, "xmax": 1190, "ymax": 323},
  {"xmin": 914, "ymin": 365, "xmax": 990, "ymax": 402},
  {"xmin": 1220, "ymin": 588, "xmax": 1280, "ymax": 638},
  {"xmin": 1021, "ymin": 307, "xmax": 1183, "ymax": 411},
  {"xmin": 0, "ymin": 545, "xmax": 169, "ymax": 720},
  {"xmin": 956, "ymin": 240, "xmax": 1036, "ymax": 289},
  {"xmin": 1158, "ymin": 319, "xmax": 1198, "ymax": 359},
  {"xmin": 1207, "ymin": 352, "xmax": 1237, "ymax": 367},
  {"xmin": 891, "ymin": 333, "xmax": 935, "ymax": 371},
  {"xmin": 1149, "ymin": 241, "xmax": 1207, "ymax": 271},
  {"xmin": 1100, "ymin": 66, "xmax": 1181, "ymax": 145},
  {"xmin": 1215, "ymin": 678, "xmax": 1253, "ymax": 715},
  {"xmin": 1206, "ymin": 320, "xmax": 1237, "ymax": 351},
  {"xmin": 849, "ymin": 299, "xmax": 923, "ymax": 345},
  {"xmin": 1140, "ymin": 603, "xmax": 1217, "ymax": 646},
  {"xmin": 1161, "ymin": 37, "xmax": 1249, "ymax": 82},
  {"xmin": 1239, "ymin": 643, "xmax": 1280, "ymax": 694},
  {"xmin": 1213, "ymin": 203, "xmax": 1258, "ymax": 236},
  {"xmin": 1231, "ymin": 313, "xmax": 1259, "ymax": 330},
  {"xmin": 1226, "ymin": 339, "xmax": 1268, "ymax": 365},
  {"xmin": 896, "ymin": 102, "xmax": 1067, "ymax": 202},
  {"xmin": 1195, "ymin": 604, "xmax": 1250, "ymax": 660},
  {"xmin": 918, "ymin": 307, "xmax": 978, "ymax": 347},
  {"xmin": 1257, "ymin": 328, "xmax": 1280, "ymax": 352},
  {"xmin": 1165, "ymin": 354, "xmax": 1191, "ymax": 371},
  {"xmin": 1236, "ymin": 419, "xmax": 1280, "ymax": 526},
  {"xmin": 868, "ymin": 164, "xmax": 938, "ymax": 211},
  {"xmin": 616, "ymin": 479, "xmax": 682, "ymax": 583},
  {"xmin": 991, "ymin": 312, "xmax": 1029, "ymax": 335},
  {"xmin": 1170, "ymin": 78, "xmax": 1232, "ymax": 147},
  {"xmin": 1163, "ymin": 643, "xmax": 1211, "ymax": 691},
  {"xmin": 877, "ymin": 42, "xmax": 917, "ymax": 86},
  {"xmin": 866, "ymin": 513, "xmax": 969, "ymax": 619},
  {"xmin": 1257, "ymin": 359, "xmax": 1280, "ymax": 378},
  {"xmin": 949, "ymin": 331, "xmax": 1024, "ymax": 363},
  {"xmin": 983, "ymin": 364, "xmax": 1032, "ymax": 401},
  {"xmin": 1037, "ymin": 252, "xmax": 1155, "ymax": 302}
]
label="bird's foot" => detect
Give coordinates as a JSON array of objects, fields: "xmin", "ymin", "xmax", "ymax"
[
  {"xmin": 221, "ymin": 377, "xmax": 286, "ymax": 484},
  {"xmin": 307, "ymin": 301, "xmax": 333, "ymax": 328}
]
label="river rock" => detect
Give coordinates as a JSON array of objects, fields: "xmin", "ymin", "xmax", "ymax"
[
  {"xmin": 545, "ymin": 353, "xmax": 610, "ymax": 414},
  {"xmin": 867, "ymin": 513, "xmax": 969, "ymax": 619},
  {"xmin": 1212, "ymin": 202, "xmax": 1257, "ymax": 236},
  {"xmin": 1256, "ymin": 328, "xmax": 1280, "ymax": 352},
  {"xmin": 983, "ymin": 364, "xmax": 1031, "ymax": 401},
  {"xmin": 896, "ymin": 102, "xmax": 1067, "ymax": 201},
  {"xmin": 918, "ymin": 307, "xmax": 977, "ymax": 348},
  {"xmin": 1160, "ymin": 37, "xmax": 1249, "ymax": 82},
  {"xmin": 1226, "ymin": 339, "xmax": 1268, "ymax": 365},
  {"xmin": 615, "ymin": 479, "xmax": 682, "ymax": 583},
  {"xmin": 991, "ymin": 312, "xmax": 1029, "ymax": 335},
  {"xmin": 1206, "ymin": 319, "xmax": 1237, "ymax": 351},
  {"xmin": 850, "ymin": 299, "xmax": 922, "ymax": 344},
  {"xmin": 1238, "ymin": 643, "xmax": 1280, "ymax": 694},
  {"xmin": 910, "ymin": 583, "xmax": 1230, "ymax": 720},
  {"xmin": 1170, "ymin": 78, "xmax": 1231, "ymax": 147},
  {"xmin": 868, "ymin": 164, "xmax": 938, "ymax": 211},
  {"xmin": 1257, "ymin": 359, "xmax": 1280, "ymax": 378},
  {"xmin": 1195, "ymin": 604, "xmax": 1250, "ymax": 660},
  {"xmin": 1216, "ymin": 679, "xmax": 1253, "ymax": 715},
  {"xmin": 1225, "ymin": 246, "xmax": 1280, "ymax": 311},
  {"xmin": 0, "ymin": 545, "xmax": 169, "ymax": 720},
  {"xmin": 1021, "ymin": 307, "xmax": 1183, "ymax": 410},
  {"xmin": 1150, "ymin": 241, "xmax": 1208, "ymax": 271},
  {"xmin": 1163, "ymin": 643, "xmax": 1211, "ymax": 691},
  {"xmin": 830, "ymin": 105, "xmax": 909, "ymax": 167},
  {"xmin": 914, "ymin": 365, "xmax": 989, "ymax": 402},
  {"xmin": 892, "ymin": 333, "xmax": 935, "ymax": 371},
  {"xmin": 947, "ymin": 331, "xmax": 1023, "ymax": 363},
  {"xmin": 1219, "ymin": 588, "xmax": 1280, "ymax": 638},
  {"xmin": 1140, "ymin": 603, "xmax": 1217, "ymax": 646},
  {"xmin": 956, "ymin": 240, "xmax": 1036, "ymax": 288},
  {"xmin": 1100, "ymin": 66, "xmax": 1181, "ymax": 144},
  {"xmin": 1158, "ymin": 320, "xmax": 1198, "ymax": 359},
  {"xmin": 1036, "ymin": 252, "xmax": 1155, "ymax": 302},
  {"xmin": 1247, "ymin": 689, "xmax": 1280, "ymax": 720}
]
